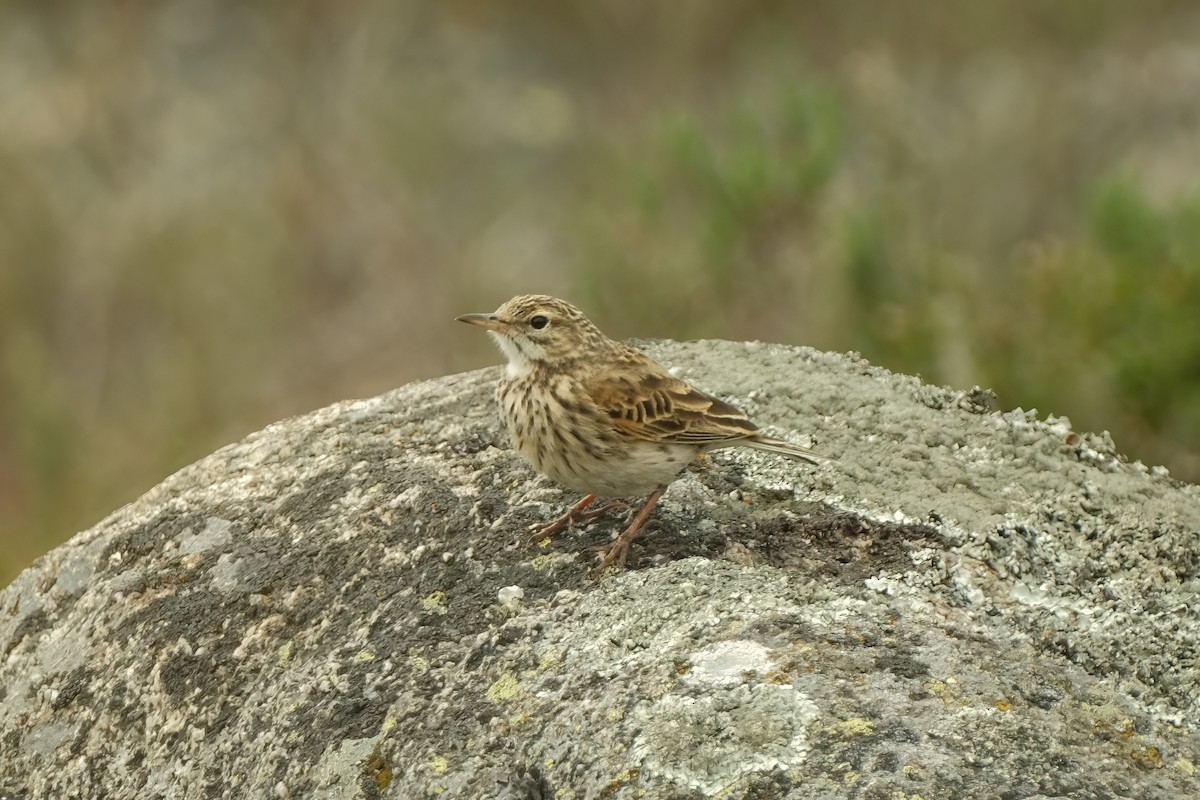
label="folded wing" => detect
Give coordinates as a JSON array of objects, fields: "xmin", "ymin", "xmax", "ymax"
[{"xmin": 587, "ymin": 355, "xmax": 758, "ymax": 446}]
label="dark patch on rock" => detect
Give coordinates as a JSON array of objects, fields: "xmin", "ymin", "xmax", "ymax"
[
  {"xmin": 874, "ymin": 651, "xmax": 930, "ymax": 680},
  {"xmin": 497, "ymin": 763, "xmax": 554, "ymax": 799},
  {"xmin": 49, "ymin": 666, "xmax": 93, "ymax": 711},
  {"xmin": 275, "ymin": 469, "xmax": 354, "ymax": 525},
  {"xmin": 99, "ymin": 508, "xmax": 200, "ymax": 572},
  {"xmin": 3, "ymin": 605, "xmax": 50, "ymax": 657},
  {"xmin": 754, "ymin": 510, "xmax": 949, "ymax": 582}
]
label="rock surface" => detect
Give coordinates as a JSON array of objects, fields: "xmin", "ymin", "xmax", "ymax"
[{"xmin": 2, "ymin": 340, "xmax": 1199, "ymax": 799}]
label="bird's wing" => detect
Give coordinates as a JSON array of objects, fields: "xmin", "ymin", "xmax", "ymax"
[{"xmin": 585, "ymin": 352, "xmax": 758, "ymax": 446}]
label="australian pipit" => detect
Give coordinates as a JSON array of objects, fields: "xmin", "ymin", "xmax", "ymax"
[{"xmin": 457, "ymin": 294, "xmax": 828, "ymax": 571}]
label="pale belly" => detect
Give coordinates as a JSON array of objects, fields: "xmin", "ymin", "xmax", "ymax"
[
  {"xmin": 533, "ymin": 436, "xmax": 695, "ymax": 497},
  {"xmin": 497, "ymin": 374, "xmax": 696, "ymax": 497}
]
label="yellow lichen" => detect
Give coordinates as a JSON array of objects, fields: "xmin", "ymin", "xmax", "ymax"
[
  {"xmin": 1129, "ymin": 745, "xmax": 1162, "ymax": 767},
  {"xmin": 924, "ymin": 680, "xmax": 968, "ymax": 709},
  {"xmin": 368, "ymin": 751, "xmax": 392, "ymax": 791},
  {"xmin": 486, "ymin": 672, "xmax": 520, "ymax": 703},
  {"xmin": 833, "ymin": 718, "xmax": 875, "ymax": 737}
]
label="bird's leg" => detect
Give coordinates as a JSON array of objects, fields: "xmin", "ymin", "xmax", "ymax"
[
  {"xmin": 528, "ymin": 495, "xmax": 597, "ymax": 542},
  {"xmin": 573, "ymin": 500, "xmax": 630, "ymax": 522},
  {"xmin": 592, "ymin": 484, "xmax": 668, "ymax": 572},
  {"xmin": 528, "ymin": 495, "xmax": 630, "ymax": 543}
]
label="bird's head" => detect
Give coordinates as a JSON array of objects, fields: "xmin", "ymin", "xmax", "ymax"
[{"xmin": 456, "ymin": 294, "xmax": 609, "ymax": 374}]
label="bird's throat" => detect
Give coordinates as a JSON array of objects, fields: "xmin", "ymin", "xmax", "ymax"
[{"xmin": 489, "ymin": 331, "xmax": 538, "ymax": 377}]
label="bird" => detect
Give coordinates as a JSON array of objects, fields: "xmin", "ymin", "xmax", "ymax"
[{"xmin": 456, "ymin": 294, "xmax": 829, "ymax": 571}]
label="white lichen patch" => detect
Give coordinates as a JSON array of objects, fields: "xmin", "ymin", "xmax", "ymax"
[
  {"xmin": 178, "ymin": 517, "xmax": 233, "ymax": 554},
  {"xmin": 497, "ymin": 585, "xmax": 524, "ymax": 611},
  {"xmin": 685, "ymin": 640, "xmax": 774, "ymax": 688},
  {"xmin": 632, "ymin": 683, "xmax": 819, "ymax": 795}
]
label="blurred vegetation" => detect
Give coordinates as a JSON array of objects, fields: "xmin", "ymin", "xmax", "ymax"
[{"xmin": 2, "ymin": 0, "xmax": 1199, "ymax": 586}]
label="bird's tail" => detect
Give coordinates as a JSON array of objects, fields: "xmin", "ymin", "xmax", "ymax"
[{"xmin": 742, "ymin": 434, "xmax": 832, "ymax": 466}]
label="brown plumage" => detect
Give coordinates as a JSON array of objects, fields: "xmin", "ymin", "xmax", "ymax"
[{"xmin": 457, "ymin": 294, "xmax": 829, "ymax": 571}]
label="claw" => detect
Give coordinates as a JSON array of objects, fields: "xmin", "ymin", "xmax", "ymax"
[
  {"xmin": 528, "ymin": 495, "xmax": 596, "ymax": 542},
  {"xmin": 528, "ymin": 496, "xmax": 632, "ymax": 543},
  {"xmin": 588, "ymin": 485, "xmax": 668, "ymax": 574}
]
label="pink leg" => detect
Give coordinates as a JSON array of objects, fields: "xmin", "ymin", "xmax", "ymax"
[
  {"xmin": 529, "ymin": 496, "xmax": 633, "ymax": 543},
  {"xmin": 528, "ymin": 495, "xmax": 597, "ymax": 542},
  {"xmin": 527, "ymin": 493, "xmax": 636, "ymax": 543},
  {"xmin": 593, "ymin": 485, "xmax": 668, "ymax": 573}
]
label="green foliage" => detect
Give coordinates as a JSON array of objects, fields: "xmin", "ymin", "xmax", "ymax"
[
  {"xmin": 929, "ymin": 177, "xmax": 1200, "ymax": 475},
  {"xmin": 580, "ymin": 79, "xmax": 844, "ymax": 337},
  {"xmin": 1089, "ymin": 179, "xmax": 1200, "ymax": 442}
]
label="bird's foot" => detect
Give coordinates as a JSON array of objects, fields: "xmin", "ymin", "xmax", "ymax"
[
  {"xmin": 588, "ymin": 485, "xmax": 668, "ymax": 575},
  {"xmin": 527, "ymin": 496, "xmax": 630, "ymax": 543},
  {"xmin": 591, "ymin": 538, "xmax": 634, "ymax": 573}
]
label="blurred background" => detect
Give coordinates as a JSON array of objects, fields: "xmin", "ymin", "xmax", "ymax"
[{"xmin": 2, "ymin": 1, "xmax": 1199, "ymax": 586}]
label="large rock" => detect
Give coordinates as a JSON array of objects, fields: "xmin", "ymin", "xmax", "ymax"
[{"xmin": 2, "ymin": 340, "xmax": 1198, "ymax": 799}]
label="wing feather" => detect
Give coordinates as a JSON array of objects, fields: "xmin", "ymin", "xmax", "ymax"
[{"xmin": 586, "ymin": 353, "xmax": 758, "ymax": 446}]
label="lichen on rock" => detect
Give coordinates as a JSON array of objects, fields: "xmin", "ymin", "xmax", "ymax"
[{"xmin": 2, "ymin": 341, "xmax": 1199, "ymax": 798}]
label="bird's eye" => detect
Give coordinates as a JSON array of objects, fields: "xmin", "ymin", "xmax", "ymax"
[{"xmin": 529, "ymin": 315, "xmax": 549, "ymax": 330}]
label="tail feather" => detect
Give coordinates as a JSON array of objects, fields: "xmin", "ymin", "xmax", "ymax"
[{"xmin": 741, "ymin": 434, "xmax": 832, "ymax": 466}]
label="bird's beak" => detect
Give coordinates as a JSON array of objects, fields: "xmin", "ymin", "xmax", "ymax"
[{"xmin": 455, "ymin": 312, "xmax": 504, "ymax": 332}]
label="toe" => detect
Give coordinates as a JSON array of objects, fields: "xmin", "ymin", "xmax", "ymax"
[{"xmin": 592, "ymin": 542, "xmax": 629, "ymax": 573}]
